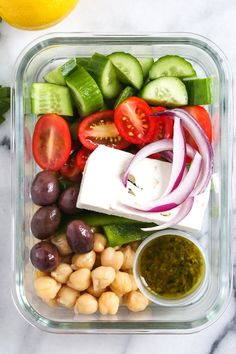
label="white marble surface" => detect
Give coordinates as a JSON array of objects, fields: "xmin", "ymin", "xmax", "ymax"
[{"xmin": 0, "ymin": 0, "xmax": 236, "ymax": 353}]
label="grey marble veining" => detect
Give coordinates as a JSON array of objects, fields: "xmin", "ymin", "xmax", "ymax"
[{"xmin": 0, "ymin": 0, "xmax": 236, "ymax": 353}]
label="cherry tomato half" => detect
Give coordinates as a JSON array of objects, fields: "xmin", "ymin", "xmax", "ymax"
[
  {"xmin": 114, "ymin": 97, "xmax": 156, "ymax": 144},
  {"xmin": 78, "ymin": 110, "xmax": 129, "ymax": 151},
  {"xmin": 76, "ymin": 146, "xmax": 92, "ymax": 172},
  {"xmin": 32, "ymin": 114, "xmax": 71, "ymax": 171},
  {"xmin": 151, "ymin": 106, "xmax": 174, "ymax": 140},
  {"xmin": 60, "ymin": 152, "xmax": 82, "ymax": 182},
  {"xmin": 183, "ymin": 106, "xmax": 212, "ymax": 150},
  {"xmin": 139, "ymin": 107, "xmax": 174, "ymax": 159}
]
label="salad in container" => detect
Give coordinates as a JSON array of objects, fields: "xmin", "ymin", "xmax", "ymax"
[{"xmin": 11, "ymin": 33, "xmax": 233, "ymax": 333}]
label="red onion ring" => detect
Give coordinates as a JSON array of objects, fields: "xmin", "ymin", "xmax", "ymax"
[
  {"xmin": 125, "ymin": 152, "xmax": 202, "ymax": 212},
  {"xmin": 164, "ymin": 117, "xmax": 186, "ymax": 195},
  {"xmin": 141, "ymin": 197, "xmax": 194, "ymax": 231},
  {"xmin": 150, "ymin": 108, "xmax": 213, "ymax": 194}
]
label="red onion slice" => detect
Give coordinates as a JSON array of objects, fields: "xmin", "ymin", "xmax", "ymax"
[
  {"xmin": 141, "ymin": 197, "xmax": 194, "ymax": 231},
  {"xmin": 122, "ymin": 139, "xmax": 173, "ymax": 187},
  {"xmin": 125, "ymin": 152, "xmax": 202, "ymax": 212},
  {"xmin": 122, "ymin": 140, "xmax": 196, "ymax": 187},
  {"xmin": 164, "ymin": 117, "xmax": 186, "ymax": 195},
  {"xmin": 151, "ymin": 108, "xmax": 213, "ymax": 194}
]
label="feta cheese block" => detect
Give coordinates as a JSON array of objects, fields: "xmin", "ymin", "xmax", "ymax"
[{"xmin": 77, "ymin": 145, "xmax": 210, "ymax": 233}]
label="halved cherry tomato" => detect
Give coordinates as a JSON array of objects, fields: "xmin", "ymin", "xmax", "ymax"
[
  {"xmin": 76, "ymin": 146, "xmax": 92, "ymax": 172},
  {"xmin": 150, "ymin": 106, "xmax": 174, "ymax": 140},
  {"xmin": 78, "ymin": 110, "xmax": 130, "ymax": 151},
  {"xmin": 183, "ymin": 106, "xmax": 212, "ymax": 150},
  {"xmin": 60, "ymin": 152, "xmax": 82, "ymax": 182},
  {"xmin": 139, "ymin": 107, "xmax": 174, "ymax": 159},
  {"xmin": 32, "ymin": 114, "xmax": 71, "ymax": 171},
  {"xmin": 114, "ymin": 97, "xmax": 156, "ymax": 144}
]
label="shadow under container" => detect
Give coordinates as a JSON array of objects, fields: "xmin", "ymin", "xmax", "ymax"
[{"xmin": 11, "ymin": 33, "xmax": 233, "ymax": 333}]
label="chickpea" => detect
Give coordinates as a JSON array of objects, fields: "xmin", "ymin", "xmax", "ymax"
[
  {"xmin": 74, "ymin": 293, "xmax": 98, "ymax": 315},
  {"xmin": 67, "ymin": 268, "xmax": 91, "ymax": 291},
  {"xmin": 51, "ymin": 263, "xmax": 73, "ymax": 284},
  {"xmin": 51, "ymin": 233, "xmax": 72, "ymax": 256},
  {"xmin": 34, "ymin": 276, "xmax": 61, "ymax": 300},
  {"xmin": 34, "ymin": 270, "xmax": 48, "ymax": 279},
  {"xmin": 87, "ymin": 285, "xmax": 106, "ymax": 298},
  {"xmin": 126, "ymin": 291, "xmax": 149, "ymax": 312},
  {"xmin": 57, "ymin": 285, "xmax": 79, "ymax": 308},
  {"xmin": 93, "ymin": 233, "xmax": 107, "ymax": 253},
  {"xmin": 129, "ymin": 274, "xmax": 138, "ymax": 291},
  {"xmin": 101, "ymin": 247, "xmax": 124, "ymax": 271},
  {"xmin": 91, "ymin": 266, "xmax": 115, "ymax": 291},
  {"xmin": 71, "ymin": 250, "xmax": 96, "ymax": 270},
  {"xmin": 110, "ymin": 271, "xmax": 132, "ymax": 297},
  {"xmin": 121, "ymin": 245, "xmax": 135, "ymax": 271},
  {"xmin": 44, "ymin": 298, "xmax": 58, "ymax": 307},
  {"xmin": 98, "ymin": 292, "xmax": 119, "ymax": 315}
]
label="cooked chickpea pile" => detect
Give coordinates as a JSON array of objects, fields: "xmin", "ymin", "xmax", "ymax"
[{"xmin": 34, "ymin": 233, "xmax": 149, "ymax": 315}]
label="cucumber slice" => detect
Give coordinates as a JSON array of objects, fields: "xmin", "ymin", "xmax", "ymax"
[
  {"xmin": 88, "ymin": 53, "xmax": 122, "ymax": 99},
  {"xmin": 140, "ymin": 77, "xmax": 188, "ymax": 108},
  {"xmin": 109, "ymin": 52, "xmax": 143, "ymax": 90},
  {"xmin": 114, "ymin": 86, "xmax": 136, "ymax": 108},
  {"xmin": 138, "ymin": 57, "xmax": 154, "ymax": 79},
  {"xmin": 149, "ymin": 55, "xmax": 196, "ymax": 80},
  {"xmin": 103, "ymin": 223, "xmax": 154, "ymax": 247},
  {"xmin": 31, "ymin": 83, "xmax": 73, "ymax": 116},
  {"xmin": 44, "ymin": 59, "xmax": 77, "ymax": 86},
  {"xmin": 65, "ymin": 67, "xmax": 104, "ymax": 117},
  {"xmin": 183, "ymin": 77, "xmax": 213, "ymax": 105},
  {"xmin": 76, "ymin": 57, "xmax": 90, "ymax": 69}
]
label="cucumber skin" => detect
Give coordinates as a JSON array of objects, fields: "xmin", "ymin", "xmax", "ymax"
[
  {"xmin": 149, "ymin": 55, "xmax": 196, "ymax": 80},
  {"xmin": 104, "ymin": 223, "xmax": 154, "ymax": 247},
  {"xmin": 31, "ymin": 83, "xmax": 73, "ymax": 116},
  {"xmin": 88, "ymin": 53, "xmax": 122, "ymax": 99},
  {"xmin": 65, "ymin": 67, "xmax": 104, "ymax": 117},
  {"xmin": 183, "ymin": 77, "xmax": 213, "ymax": 105},
  {"xmin": 114, "ymin": 86, "xmax": 136, "ymax": 108},
  {"xmin": 109, "ymin": 52, "xmax": 144, "ymax": 90},
  {"xmin": 140, "ymin": 77, "xmax": 188, "ymax": 108}
]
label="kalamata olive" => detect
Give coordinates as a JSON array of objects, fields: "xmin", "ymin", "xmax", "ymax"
[
  {"xmin": 30, "ymin": 241, "xmax": 60, "ymax": 272},
  {"xmin": 31, "ymin": 205, "xmax": 61, "ymax": 239},
  {"xmin": 58, "ymin": 186, "xmax": 80, "ymax": 214},
  {"xmin": 31, "ymin": 171, "xmax": 60, "ymax": 206},
  {"xmin": 66, "ymin": 220, "xmax": 94, "ymax": 254}
]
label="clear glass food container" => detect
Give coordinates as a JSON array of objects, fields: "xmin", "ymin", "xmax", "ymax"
[{"xmin": 11, "ymin": 33, "xmax": 233, "ymax": 334}]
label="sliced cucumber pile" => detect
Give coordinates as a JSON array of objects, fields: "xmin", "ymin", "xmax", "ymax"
[
  {"xmin": 140, "ymin": 77, "xmax": 188, "ymax": 107},
  {"xmin": 65, "ymin": 66, "xmax": 104, "ymax": 117},
  {"xmin": 183, "ymin": 77, "xmax": 213, "ymax": 105},
  {"xmin": 32, "ymin": 52, "xmax": 212, "ymax": 118},
  {"xmin": 149, "ymin": 55, "xmax": 196, "ymax": 80},
  {"xmin": 31, "ymin": 83, "xmax": 73, "ymax": 116},
  {"xmin": 109, "ymin": 52, "xmax": 144, "ymax": 90},
  {"xmin": 88, "ymin": 53, "xmax": 122, "ymax": 99}
]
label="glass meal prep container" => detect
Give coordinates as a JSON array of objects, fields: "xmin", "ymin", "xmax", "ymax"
[{"xmin": 11, "ymin": 33, "xmax": 233, "ymax": 334}]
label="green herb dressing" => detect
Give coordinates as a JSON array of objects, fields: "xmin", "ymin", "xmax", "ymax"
[{"xmin": 139, "ymin": 235, "xmax": 205, "ymax": 299}]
